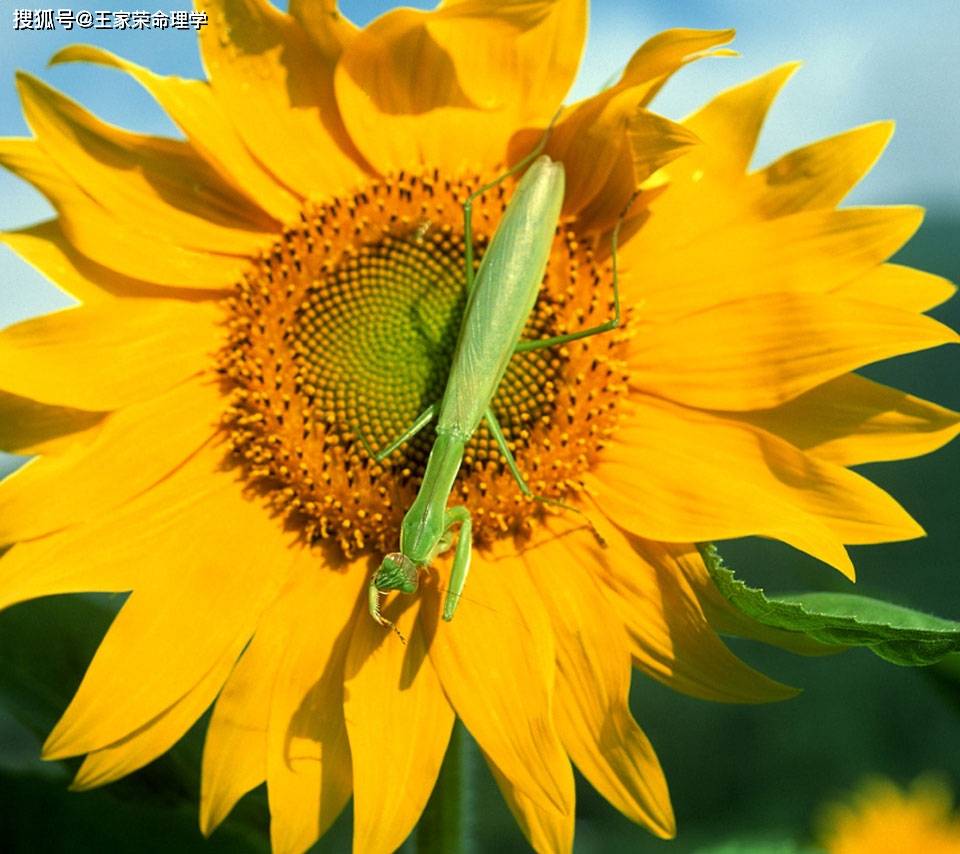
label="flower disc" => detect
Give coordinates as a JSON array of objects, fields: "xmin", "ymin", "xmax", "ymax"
[{"xmin": 219, "ymin": 169, "xmax": 629, "ymax": 556}]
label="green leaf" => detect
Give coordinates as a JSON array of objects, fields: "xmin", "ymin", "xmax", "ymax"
[{"xmin": 700, "ymin": 544, "xmax": 960, "ymax": 666}]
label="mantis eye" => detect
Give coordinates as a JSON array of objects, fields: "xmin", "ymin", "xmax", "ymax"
[{"xmin": 375, "ymin": 553, "xmax": 420, "ymax": 594}]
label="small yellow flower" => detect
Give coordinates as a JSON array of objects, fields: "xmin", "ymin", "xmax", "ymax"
[
  {"xmin": 818, "ymin": 776, "xmax": 960, "ymax": 854},
  {"xmin": 0, "ymin": 2, "xmax": 957, "ymax": 853}
]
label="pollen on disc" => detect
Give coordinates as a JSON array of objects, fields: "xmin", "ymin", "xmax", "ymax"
[{"xmin": 218, "ymin": 169, "xmax": 629, "ymax": 557}]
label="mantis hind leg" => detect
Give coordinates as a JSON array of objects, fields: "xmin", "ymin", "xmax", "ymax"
[
  {"xmin": 483, "ymin": 407, "xmax": 534, "ymax": 498},
  {"xmin": 484, "ymin": 407, "xmax": 607, "ymax": 546},
  {"xmin": 356, "ymin": 401, "xmax": 438, "ymax": 462},
  {"xmin": 441, "ymin": 505, "xmax": 472, "ymax": 621},
  {"xmin": 513, "ymin": 190, "xmax": 635, "ymax": 354}
]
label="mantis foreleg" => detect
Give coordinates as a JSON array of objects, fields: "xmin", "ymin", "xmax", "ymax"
[{"xmin": 441, "ymin": 505, "xmax": 472, "ymax": 621}]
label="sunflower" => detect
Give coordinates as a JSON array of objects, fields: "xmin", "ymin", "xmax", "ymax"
[
  {"xmin": 817, "ymin": 776, "xmax": 960, "ymax": 854},
  {"xmin": 0, "ymin": 1, "xmax": 957, "ymax": 852}
]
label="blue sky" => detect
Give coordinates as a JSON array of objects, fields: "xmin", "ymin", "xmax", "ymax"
[{"xmin": 1, "ymin": 0, "xmax": 958, "ymax": 328}]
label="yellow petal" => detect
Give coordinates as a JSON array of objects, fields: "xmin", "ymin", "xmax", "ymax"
[
  {"xmin": 17, "ymin": 73, "xmax": 275, "ymax": 253},
  {"xmin": 422, "ymin": 552, "xmax": 573, "ymax": 815},
  {"xmin": 629, "ymin": 292, "xmax": 958, "ymax": 410},
  {"xmin": 525, "ymin": 100, "xmax": 697, "ymax": 221},
  {"xmin": 49, "ymin": 45, "xmax": 301, "ymax": 224},
  {"xmin": 736, "ymin": 374, "xmax": 960, "ymax": 467},
  {"xmin": 832, "ymin": 263, "xmax": 957, "ymax": 313},
  {"xmin": 335, "ymin": 0, "xmax": 585, "ymax": 173},
  {"xmin": 629, "ymin": 207, "xmax": 924, "ymax": 318},
  {"xmin": 617, "ymin": 28, "xmax": 737, "ymax": 106},
  {"xmin": 344, "ymin": 591, "xmax": 454, "ymax": 854},
  {"xmin": 1, "ymin": 221, "xmax": 169, "ymax": 303},
  {"xmin": 0, "ymin": 138, "xmax": 247, "ymax": 287},
  {"xmin": 431, "ymin": 0, "xmax": 584, "ymax": 117},
  {"xmin": 201, "ymin": 544, "xmax": 347, "ymax": 837},
  {"xmin": 573, "ymin": 144, "xmax": 653, "ymax": 236},
  {"xmin": 198, "ymin": 0, "xmax": 365, "ymax": 198},
  {"xmin": 521, "ymin": 27, "xmax": 730, "ymax": 231},
  {"xmin": 524, "ymin": 536, "xmax": 675, "ymax": 837},
  {"xmin": 33, "ymin": 445, "xmax": 295, "ymax": 758},
  {"xmin": 0, "ymin": 536, "xmax": 130, "ymax": 615},
  {"xmin": 200, "ymin": 612, "xmax": 279, "ymax": 835},
  {"xmin": 0, "ymin": 298, "xmax": 222, "ymax": 410},
  {"xmin": 266, "ymin": 564, "xmax": 359, "ymax": 854},
  {"xmin": 506, "ymin": 29, "xmax": 705, "ymax": 219},
  {"xmin": 635, "ymin": 396, "xmax": 927, "ymax": 549},
  {"xmin": 749, "ymin": 122, "xmax": 894, "ymax": 217},
  {"xmin": 545, "ymin": 513, "xmax": 797, "ymax": 704},
  {"xmin": 0, "ymin": 376, "xmax": 221, "ymax": 546},
  {"xmin": 488, "ymin": 760, "xmax": 574, "ymax": 854},
  {"xmin": 591, "ymin": 397, "xmax": 926, "ymax": 576},
  {"xmin": 71, "ymin": 643, "xmax": 239, "ymax": 790},
  {"xmin": 624, "ymin": 65, "xmax": 800, "ymax": 256},
  {"xmin": 0, "ymin": 389, "xmax": 103, "ymax": 455},
  {"xmin": 628, "ymin": 110, "xmax": 702, "ymax": 185},
  {"xmin": 684, "ymin": 63, "xmax": 800, "ymax": 177},
  {"xmin": 288, "ymin": 0, "xmax": 357, "ymax": 53}
]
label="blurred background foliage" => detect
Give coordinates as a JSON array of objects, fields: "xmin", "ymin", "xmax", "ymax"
[{"xmin": 1, "ymin": 1, "xmax": 958, "ymax": 851}]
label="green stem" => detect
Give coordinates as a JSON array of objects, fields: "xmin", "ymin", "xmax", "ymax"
[{"xmin": 416, "ymin": 721, "xmax": 473, "ymax": 854}]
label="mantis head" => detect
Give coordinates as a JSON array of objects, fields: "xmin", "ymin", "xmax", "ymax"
[{"xmin": 368, "ymin": 552, "xmax": 420, "ymax": 630}]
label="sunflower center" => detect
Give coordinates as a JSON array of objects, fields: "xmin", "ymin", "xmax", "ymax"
[
  {"xmin": 291, "ymin": 218, "xmax": 560, "ymax": 468},
  {"xmin": 219, "ymin": 169, "xmax": 630, "ymax": 557}
]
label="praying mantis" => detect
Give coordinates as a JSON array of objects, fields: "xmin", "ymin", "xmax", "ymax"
[{"xmin": 366, "ymin": 136, "xmax": 626, "ymax": 631}]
